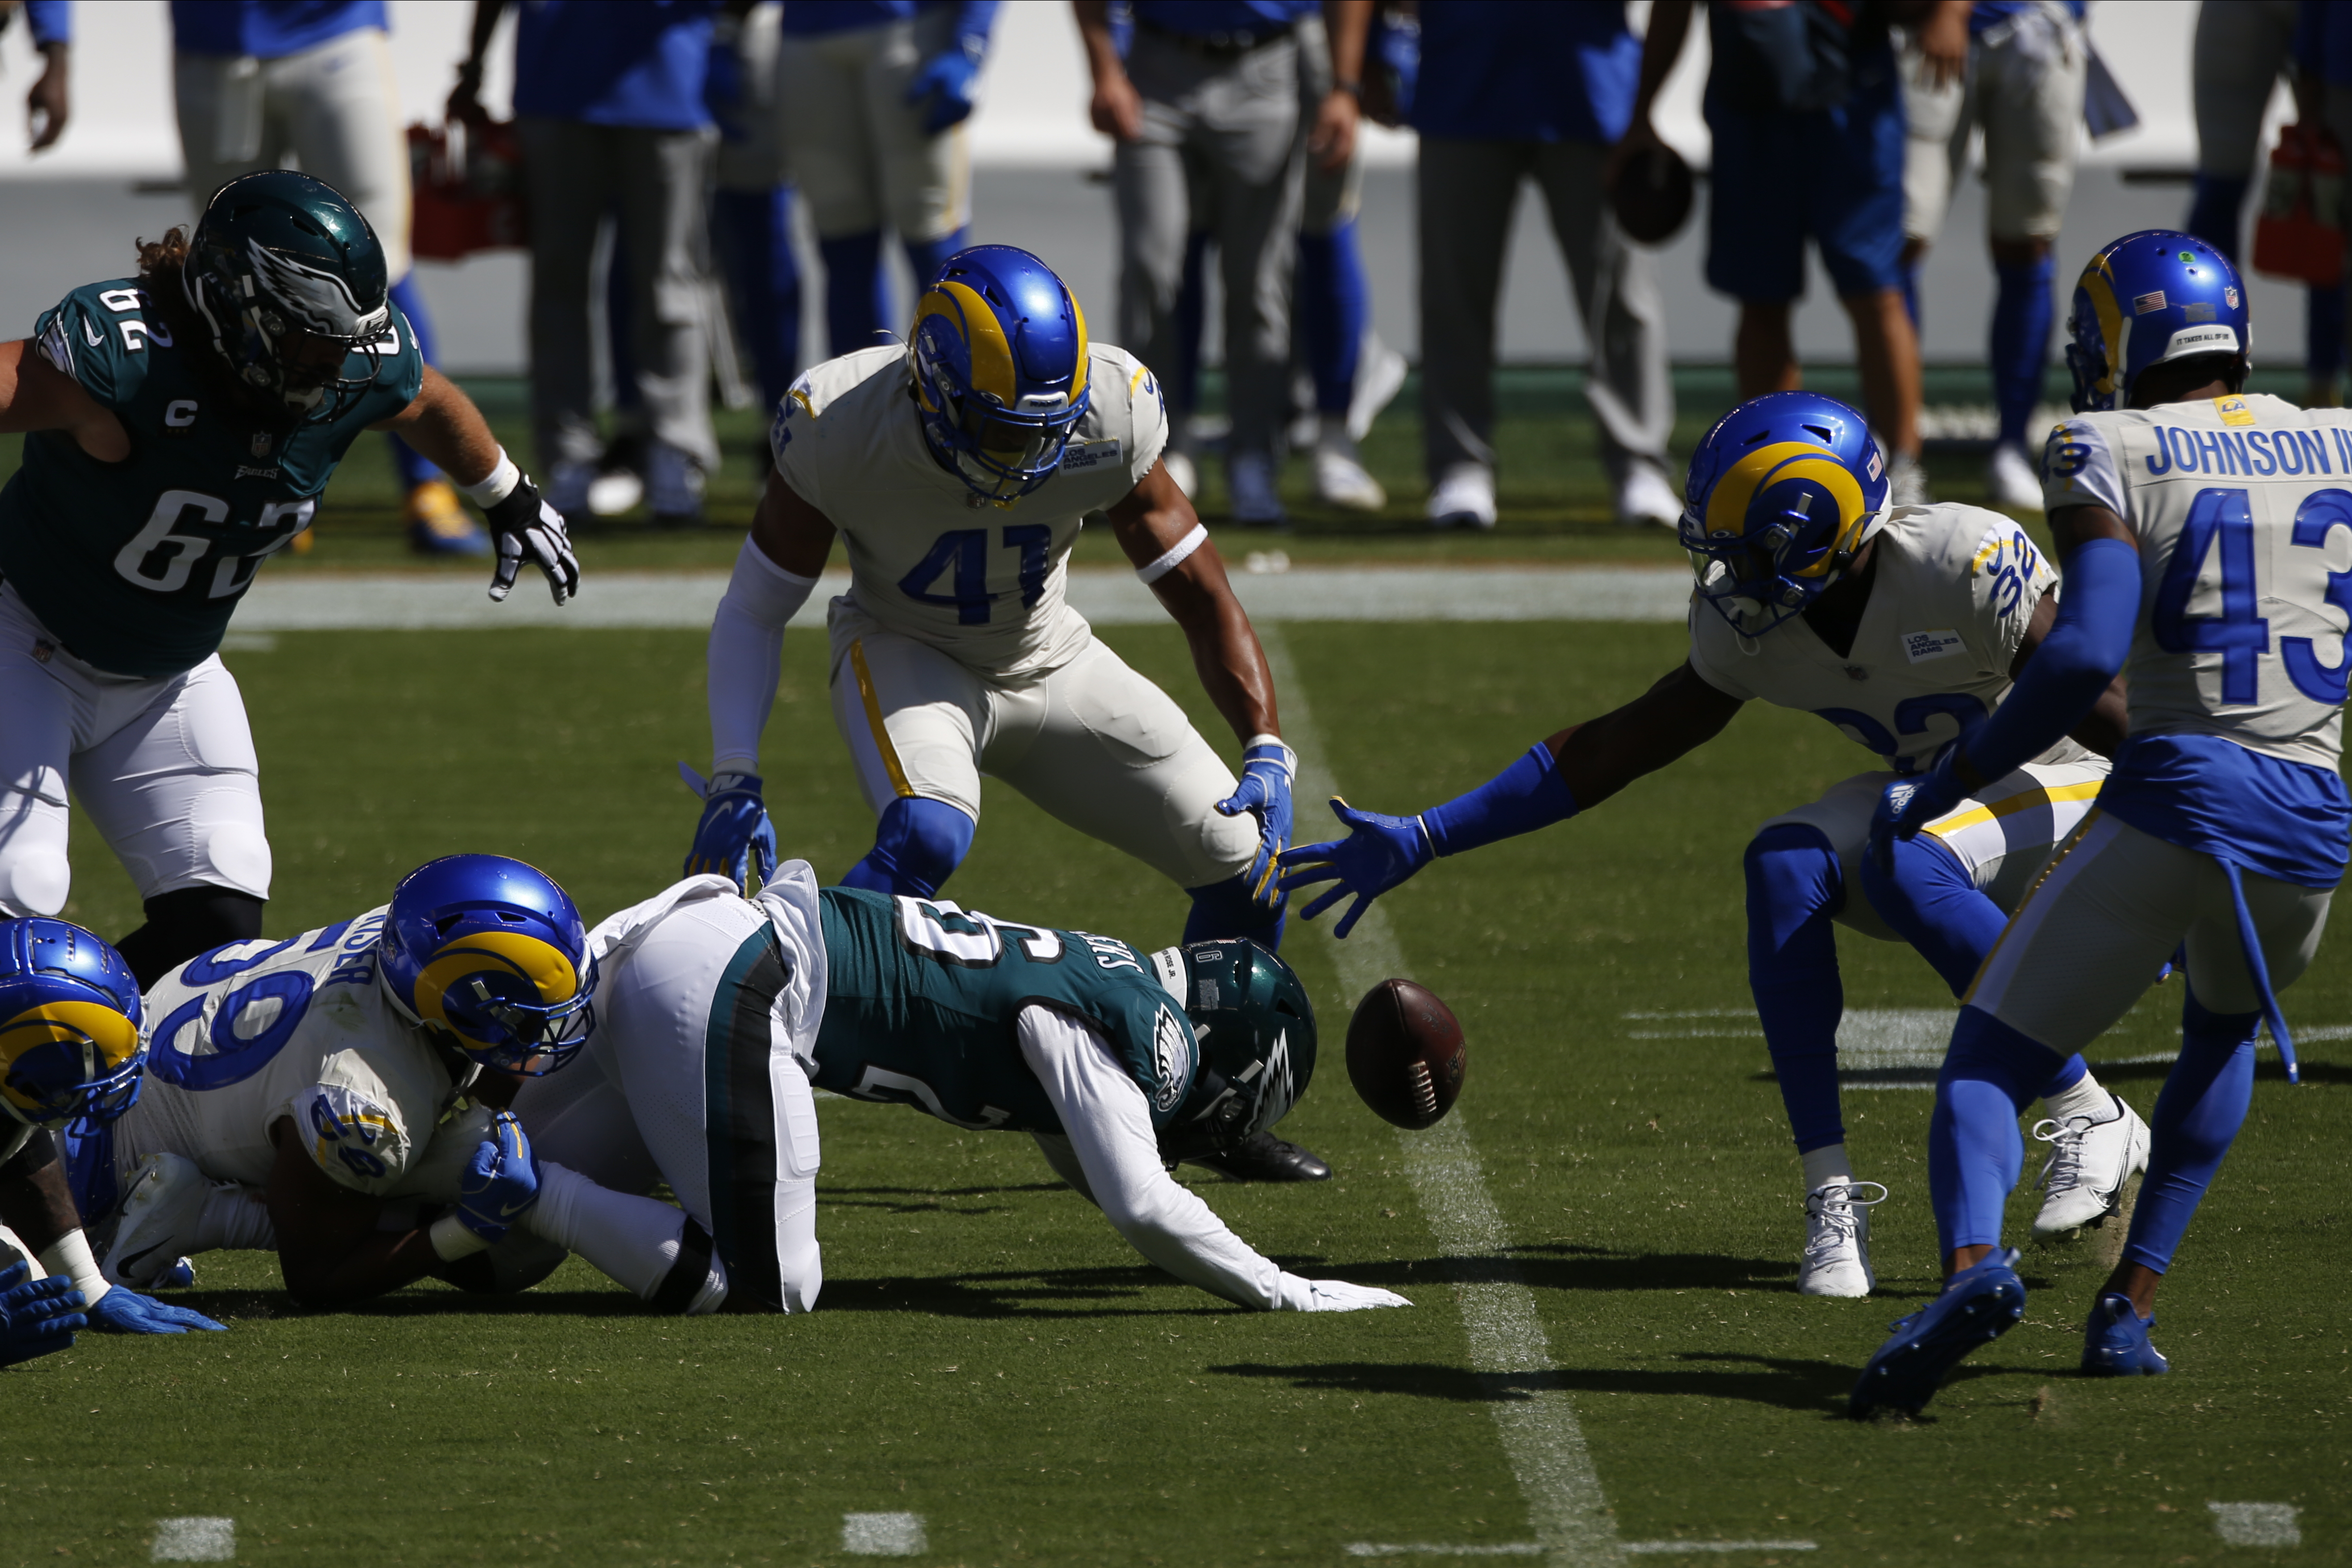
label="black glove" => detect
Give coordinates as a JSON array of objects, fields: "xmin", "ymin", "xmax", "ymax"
[{"xmin": 484, "ymin": 472, "xmax": 581, "ymax": 606}]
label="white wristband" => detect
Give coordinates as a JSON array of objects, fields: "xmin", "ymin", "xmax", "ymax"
[
  {"xmin": 459, "ymin": 451, "xmax": 522, "ymax": 508},
  {"xmin": 37, "ymin": 1229, "xmax": 110, "ymax": 1306},
  {"xmin": 1135, "ymin": 523, "xmax": 1208, "ymax": 586},
  {"xmin": 429, "ymin": 1213, "xmax": 489, "ymax": 1260}
]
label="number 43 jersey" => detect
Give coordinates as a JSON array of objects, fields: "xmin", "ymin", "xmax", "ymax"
[
  {"xmin": 771, "ymin": 343, "xmax": 1168, "ymax": 680},
  {"xmin": 111, "ymin": 909, "xmax": 482, "ymax": 1202},
  {"xmin": 0, "ymin": 279, "xmax": 422, "ymax": 679}
]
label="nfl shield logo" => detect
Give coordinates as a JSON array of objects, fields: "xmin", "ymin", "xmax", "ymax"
[
  {"xmin": 251, "ymin": 432, "xmax": 273, "ymax": 458},
  {"xmin": 2225, "ymin": 286, "xmax": 2241, "ymax": 309}
]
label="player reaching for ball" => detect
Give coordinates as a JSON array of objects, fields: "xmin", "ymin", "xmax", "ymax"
[
  {"xmin": 680, "ymin": 242, "xmax": 1325, "ymax": 1183},
  {"xmin": 500, "ymin": 871, "xmax": 1408, "ymax": 1317},
  {"xmin": 1282, "ymin": 390, "xmax": 2149, "ymax": 1297},
  {"xmin": 0, "ymin": 170, "xmax": 578, "ymax": 990}
]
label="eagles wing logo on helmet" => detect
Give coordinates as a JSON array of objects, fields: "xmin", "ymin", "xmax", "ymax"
[
  {"xmin": 243, "ymin": 240, "xmax": 382, "ymax": 338},
  {"xmin": 1151, "ymin": 1008, "xmax": 1194, "ymax": 1114},
  {"xmin": 1248, "ymin": 1029, "xmax": 1297, "ymax": 1135}
]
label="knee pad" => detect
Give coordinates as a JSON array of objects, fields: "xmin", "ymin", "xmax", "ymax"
[
  {"xmin": 1181, "ymin": 873, "xmax": 1284, "ymax": 951},
  {"xmin": 0, "ymin": 848, "xmax": 70, "ymax": 918},
  {"xmin": 196, "ymin": 821, "xmax": 273, "ymax": 900},
  {"xmin": 839, "ymin": 797, "xmax": 973, "ymax": 898},
  {"xmin": 1744, "ymin": 823, "xmax": 1843, "ymax": 946}
]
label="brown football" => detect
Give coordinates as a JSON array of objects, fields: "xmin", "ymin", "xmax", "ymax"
[{"xmin": 1346, "ymin": 978, "xmax": 1467, "ymax": 1131}]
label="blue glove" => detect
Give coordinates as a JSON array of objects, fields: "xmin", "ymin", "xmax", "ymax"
[
  {"xmin": 86, "ymin": 1285, "xmax": 225, "ymax": 1334},
  {"xmin": 456, "ymin": 1111, "xmax": 542, "ymax": 1244},
  {"xmin": 0, "ymin": 1259, "xmax": 83, "ymax": 1367},
  {"xmin": 1867, "ymin": 749, "xmax": 1974, "ymax": 876},
  {"xmin": 906, "ymin": 46, "xmax": 982, "ymax": 135},
  {"xmin": 681, "ymin": 763, "xmax": 780, "ymax": 891},
  {"xmin": 1278, "ymin": 798, "xmax": 1434, "ymax": 938},
  {"xmin": 1215, "ymin": 739, "xmax": 1295, "ymax": 911}
]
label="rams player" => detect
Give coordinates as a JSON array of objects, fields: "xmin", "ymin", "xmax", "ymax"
[
  {"xmin": 1283, "ymin": 390, "xmax": 2148, "ymax": 1296},
  {"xmin": 682, "ymin": 243, "xmax": 1325, "ymax": 1182},
  {"xmin": 504, "ymin": 870, "xmax": 1406, "ymax": 1317},
  {"xmin": 1855, "ymin": 233, "xmax": 2351, "ymax": 1412},
  {"xmin": 76, "ymin": 856, "xmax": 588, "ymax": 1310},
  {"xmin": 1, "ymin": 917, "xmax": 223, "ymax": 1364},
  {"xmin": 0, "ymin": 170, "xmax": 578, "ymax": 989}
]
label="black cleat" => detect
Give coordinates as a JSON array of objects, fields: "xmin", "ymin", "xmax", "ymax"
[{"xmin": 1188, "ymin": 1131, "xmax": 1332, "ymax": 1182}]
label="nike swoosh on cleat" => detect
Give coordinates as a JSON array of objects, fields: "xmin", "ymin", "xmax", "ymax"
[{"xmin": 114, "ymin": 1239, "xmax": 173, "ymax": 1275}]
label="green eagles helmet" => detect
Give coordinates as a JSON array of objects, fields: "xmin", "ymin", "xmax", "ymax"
[
  {"xmin": 182, "ymin": 168, "xmax": 391, "ymax": 426},
  {"xmin": 1156, "ymin": 938, "xmax": 1317, "ymax": 1164}
]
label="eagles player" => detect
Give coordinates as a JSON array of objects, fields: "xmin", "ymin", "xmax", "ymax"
[
  {"xmin": 506, "ymin": 870, "xmax": 1408, "ymax": 1316},
  {"xmin": 77, "ymin": 855, "xmax": 588, "ymax": 1310},
  {"xmin": 0, "ymin": 169, "xmax": 579, "ymax": 989},
  {"xmin": 0, "ymin": 916, "xmax": 224, "ymax": 1362},
  {"xmin": 682, "ymin": 242, "xmax": 1325, "ymax": 1182},
  {"xmin": 1282, "ymin": 390, "xmax": 2148, "ymax": 1296},
  {"xmin": 1855, "ymin": 233, "xmax": 2351, "ymax": 1412}
]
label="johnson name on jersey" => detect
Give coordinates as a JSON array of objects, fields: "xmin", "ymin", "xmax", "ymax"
[
  {"xmin": 111, "ymin": 908, "xmax": 482, "ymax": 1201},
  {"xmin": 771, "ymin": 343, "xmax": 1170, "ymax": 678},
  {"xmin": 2043, "ymin": 393, "xmax": 2350, "ymax": 771},
  {"xmin": 0, "ymin": 280, "xmax": 422, "ymax": 678},
  {"xmin": 811, "ymin": 886, "xmax": 1197, "ymax": 1135},
  {"xmin": 1687, "ymin": 502, "xmax": 2071, "ymax": 774}
]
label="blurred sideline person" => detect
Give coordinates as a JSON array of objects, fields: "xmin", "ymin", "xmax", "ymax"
[
  {"xmin": 1282, "ymin": 391, "xmax": 2145, "ymax": 1295},
  {"xmin": 707, "ymin": 1, "xmax": 803, "ymax": 414},
  {"xmin": 2301, "ymin": 2, "xmax": 2352, "ymax": 403},
  {"xmin": 169, "ymin": 0, "xmax": 487, "ymax": 557},
  {"xmin": 1079, "ymin": 1, "xmax": 1365, "ymax": 527},
  {"xmin": 1621, "ymin": 0, "xmax": 1932, "ymax": 506},
  {"xmin": 0, "ymin": 172, "xmax": 576, "ymax": 986},
  {"xmin": 1417, "ymin": 1, "xmax": 1676, "ymax": 532},
  {"xmin": 1898, "ymin": 1, "xmax": 2087, "ymax": 513},
  {"xmin": 1, "ymin": 1, "xmax": 71, "ymax": 153},
  {"xmin": 451, "ymin": 0, "xmax": 724, "ymax": 528},
  {"xmin": 777, "ymin": 1, "xmax": 1000, "ymax": 361},
  {"xmin": 677, "ymin": 245, "xmax": 1329, "ymax": 1182},
  {"xmin": 509, "ymin": 873, "xmax": 1407, "ymax": 1316},
  {"xmin": 0, "ymin": 917, "xmax": 224, "ymax": 1361}
]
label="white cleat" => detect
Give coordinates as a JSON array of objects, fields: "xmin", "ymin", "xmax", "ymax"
[
  {"xmin": 546, "ymin": 459, "xmax": 596, "ymax": 522},
  {"xmin": 1985, "ymin": 440, "xmax": 2044, "ymax": 513},
  {"xmin": 1347, "ymin": 337, "xmax": 1410, "ymax": 442},
  {"xmin": 1314, "ymin": 442, "xmax": 1387, "ymax": 511},
  {"xmin": 1426, "ymin": 462, "xmax": 1496, "ymax": 530},
  {"xmin": 1614, "ymin": 461, "xmax": 1682, "ymax": 528},
  {"xmin": 102, "ymin": 1152, "xmax": 209, "ymax": 1288},
  {"xmin": 2030, "ymin": 1093, "xmax": 2151, "ymax": 1238},
  {"xmin": 1798, "ymin": 1179, "xmax": 1886, "ymax": 1298}
]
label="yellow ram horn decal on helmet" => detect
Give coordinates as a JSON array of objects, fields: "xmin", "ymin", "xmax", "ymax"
[
  {"xmin": 0, "ymin": 1000, "xmax": 141, "ymax": 1116},
  {"xmin": 2081, "ymin": 251, "xmax": 2125, "ymax": 403},
  {"xmin": 1067, "ymin": 290, "xmax": 1090, "ymax": 401},
  {"xmin": 1701, "ymin": 440, "xmax": 1870, "ymax": 564},
  {"xmin": 411, "ymin": 931, "xmax": 579, "ymax": 1041},
  {"xmin": 915, "ymin": 279, "xmax": 1019, "ymax": 410}
]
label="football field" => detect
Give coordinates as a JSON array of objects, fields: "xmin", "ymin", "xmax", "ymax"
[{"xmin": 4, "ymin": 614, "xmax": 2345, "ymax": 1567}]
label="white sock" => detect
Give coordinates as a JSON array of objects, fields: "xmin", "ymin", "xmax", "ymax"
[
  {"xmin": 1801, "ymin": 1143, "xmax": 1856, "ymax": 1194},
  {"xmin": 193, "ymin": 1185, "xmax": 276, "ymax": 1253},
  {"xmin": 2042, "ymin": 1068, "xmax": 2113, "ymax": 1126},
  {"xmin": 524, "ymin": 1162, "xmax": 728, "ymax": 1314}
]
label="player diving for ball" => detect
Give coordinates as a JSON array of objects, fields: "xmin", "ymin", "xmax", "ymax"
[
  {"xmin": 502, "ymin": 869, "xmax": 1409, "ymax": 1317},
  {"xmin": 0, "ymin": 169, "xmax": 579, "ymax": 991},
  {"xmin": 1, "ymin": 917, "xmax": 224, "ymax": 1368},
  {"xmin": 680, "ymin": 243, "xmax": 1321, "ymax": 1183},
  {"xmin": 60, "ymin": 855, "xmax": 594, "ymax": 1311},
  {"xmin": 1851, "ymin": 232, "xmax": 2352, "ymax": 1414},
  {"xmin": 1281, "ymin": 389, "xmax": 2151, "ymax": 1297}
]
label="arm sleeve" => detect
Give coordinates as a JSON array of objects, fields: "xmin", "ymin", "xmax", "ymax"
[
  {"xmin": 1959, "ymin": 535, "xmax": 2141, "ymax": 784},
  {"xmin": 1017, "ymin": 1006, "xmax": 1283, "ymax": 1310},
  {"xmin": 708, "ymin": 536, "xmax": 819, "ymax": 777}
]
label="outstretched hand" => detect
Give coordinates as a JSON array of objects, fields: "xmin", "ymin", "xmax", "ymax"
[
  {"xmin": 1866, "ymin": 750, "xmax": 1973, "ymax": 876},
  {"xmin": 1214, "ymin": 741, "xmax": 1295, "ymax": 912},
  {"xmin": 1277, "ymin": 798, "xmax": 1433, "ymax": 938},
  {"xmin": 484, "ymin": 472, "xmax": 580, "ymax": 606},
  {"xmin": 1278, "ymin": 1272, "xmax": 1412, "ymax": 1312},
  {"xmin": 86, "ymin": 1286, "xmax": 225, "ymax": 1334},
  {"xmin": 0, "ymin": 1259, "xmax": 83, "ymax": 1366},
  {"xmin": 681, "ymin": 763, "xmax": 780, "ymax": 891}
]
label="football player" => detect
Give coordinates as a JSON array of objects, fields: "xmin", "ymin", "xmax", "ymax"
[
  {"xmin": 0, "ymin": 169, "xmax": 579, "ymax": 989},
  {"xmin": 0, "ymin": 916, "xmax": 224, "ymax": 1362},
  {"xmin": 682, "ymin": 242, "xmax": 1325, "ymax": 1182},
  {"xmin": 1281, "ymin": 389, "xmax": 2148, "ymax": 1296},
  {"xmin": 505, "ymin": 869, "xmax": 1408, "ymax": 1317},
  {"xmin": 69, "ymin": 855, "xmax": 588, "ymax": 1311},
  {"xmin": 1853, "ymin": 232, "xmax": 2349, "ymax": 1413}
]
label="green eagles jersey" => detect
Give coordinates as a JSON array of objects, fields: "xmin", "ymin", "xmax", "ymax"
[
  {"xmin": 0, "ymin": 278, "xmax": 423, "ymax": 677},
  {"xmin": 812, "ymin": 887, "xmax": 1201, "ymax": 1136}
]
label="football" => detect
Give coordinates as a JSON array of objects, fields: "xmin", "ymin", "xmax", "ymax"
[{"xmin": 1346, "ymin": 978, "xmax": 1468, "ymax": 1131}]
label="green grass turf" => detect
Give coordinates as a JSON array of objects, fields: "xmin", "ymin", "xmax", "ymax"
[{"xmin": 4, "ymin": 622, "xmax": 2348, "ymax": 1567}]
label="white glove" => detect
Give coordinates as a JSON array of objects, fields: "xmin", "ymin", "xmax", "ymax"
[{"xmin": 1276, "ymin": 1272, "xmax": 1412, "ymax": 1312}]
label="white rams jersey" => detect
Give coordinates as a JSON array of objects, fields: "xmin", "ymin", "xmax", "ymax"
[
  {"xmin": 1689, "ymin": 502, "xmax": 2083, "ymax": 774},
  {"xmin": 2042, "ymin": 393, "xmax": 2351, "ymax": 771},
  {"xmin": 770, "ymin": 343, "xmax": 1169, "ymax": 679},
  {"xmin": 114, "ymin": 909, "xmax": 487, "ymax": 1201}
]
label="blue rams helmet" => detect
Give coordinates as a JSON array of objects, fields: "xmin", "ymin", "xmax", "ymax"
[
  {"xmin": 183, "ymin": 168, "xmax": 393, "ymax": 427},
  {"xmin": 377, "ymin": 855, "xmax": 594, "ymax": 1076},
  {"xmin": 0, "ymin": 918, "xmax": 145, "ymax": 1133},
  {"xmin": 908, "ymin": 245, "xmax": 1092, "ymax": 505},
  {"xmin": 1679, "ymin": 391, "xmax": 1888, "ymax": 637},
  {"xmin": 2065, "ymin": 229, "xmax": 2250, "ymax": 413},
  {"xmin": 1153, "ymin": 939, "xmax": 1317, "ymax": 1164}
]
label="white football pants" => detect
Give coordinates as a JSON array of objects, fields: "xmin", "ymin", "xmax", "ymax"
[{"xmin": 776, "ymin": 9, "xmax": 970, "ymax": 243}]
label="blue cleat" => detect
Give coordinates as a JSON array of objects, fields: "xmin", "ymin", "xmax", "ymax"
[
  {"xmin": 2081, "ymin": 1292, "xmax": 2168, "ymax": 1376},
  {"xmin": 1849, "ymin": 1248, "xmax": 2026, "ymax": 1418}
]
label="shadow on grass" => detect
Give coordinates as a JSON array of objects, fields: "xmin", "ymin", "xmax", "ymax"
[
  {"xmin": 812, "ymin": 1261, "xmax": 1241, "ymax": 1319},
  {"xmin": 819, "ymin": 1180, "xmax": 1067, "ymax": 1217},
  {"xmin": 1327, "ymin": 1244, "xmax": 1798, "ymax": 1295}
]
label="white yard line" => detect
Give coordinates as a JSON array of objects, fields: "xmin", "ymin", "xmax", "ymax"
[
  {"xmin": 1262, "ymin": 628, "xmax": 1624, "ymax": 1568},
  {"xmin": 150, "ymin": 1518, "xmax": 236, "ymax": 1562}
]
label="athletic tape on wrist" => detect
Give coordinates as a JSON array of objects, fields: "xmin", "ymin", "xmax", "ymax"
[
  {"xmin": 1135, "ymin": 523, "xmax": 1208, "ymax": 585},
  {"xmin": 429, "ymin": 1213, "xmax": 490, "ymax": 1260},
  {"xmin": 37, "ymin": 1230, "xmax": 109, "ymax": 1305},
  {"xmin": 459, "ymin": 451, "xmax": 522, "ymax": 509}
]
